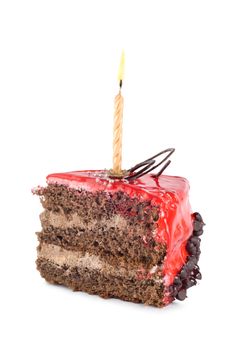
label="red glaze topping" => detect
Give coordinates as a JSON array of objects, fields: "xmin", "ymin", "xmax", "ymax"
[{"xmin": 47, "ymin": 170, "xmax": 193, "ymax": 305}]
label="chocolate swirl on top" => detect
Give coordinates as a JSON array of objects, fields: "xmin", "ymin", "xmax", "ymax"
[{"xmin": 125, "ymin": 148, "xmax": 175, "ymax": 181}]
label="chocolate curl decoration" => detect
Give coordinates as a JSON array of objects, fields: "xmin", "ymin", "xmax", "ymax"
[{"xmin": 125, "ymin": 148, "xmax": 175, "ymax": 181}]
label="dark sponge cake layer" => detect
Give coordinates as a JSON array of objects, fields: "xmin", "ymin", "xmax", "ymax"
[
  {"xmin": 40, "ymin": 184, "xmax": 160, "ymax": 224},
  {"xmin": 37, "ymin": 257, "xmax": 164, "ymax": 307}
]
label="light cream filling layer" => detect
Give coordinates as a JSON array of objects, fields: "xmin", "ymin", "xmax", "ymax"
[
  {"xmin": 38, "ymin": 243, "xmax": 103, "ymax": 270},
  {"xmin": 38, "ymin": 243, "xmax": 162, "ymax": 282},
  {"xmin": 40, "ymin": 210, "xmax": 128, "ymax": 231},
  {"xmin": 38, "ymin": 243, "xmax": 135, "ymax": 277}
]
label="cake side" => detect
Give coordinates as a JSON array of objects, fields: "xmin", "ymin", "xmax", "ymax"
[
  {"xmin": 35, "ymin": 183, "xmax": 168, "ymax": 306},
  {"xmin": 167, "ymin": 212, "xmax": 204, "ymax": 302}
]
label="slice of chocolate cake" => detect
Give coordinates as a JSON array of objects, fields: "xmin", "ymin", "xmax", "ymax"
[{"xmin": 33, "ymin": 170, "xmax": 204, "ymax": 307}]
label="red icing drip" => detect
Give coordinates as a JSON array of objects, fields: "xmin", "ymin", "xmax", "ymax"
[{"xmin": 47, "ymin": 170, "xmax": 193, "ymax": 305}]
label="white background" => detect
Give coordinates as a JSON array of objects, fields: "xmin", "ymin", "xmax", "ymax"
[{"xmin": 0, "ymin": 1, "xmax": 242, "ymax": 349}]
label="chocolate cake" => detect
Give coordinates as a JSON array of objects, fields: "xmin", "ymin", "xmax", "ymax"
[{"xmin": 33, "ymin": 167, "xmax": 204, "ymax": 307}]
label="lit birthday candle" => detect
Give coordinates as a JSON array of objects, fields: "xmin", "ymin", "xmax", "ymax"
[
  {"xmin": 33, "ymin": 50, "xmax": 204, "ymax": 308},
  {"xmin": 112, "ymin": 51, "xmax": 125, "ymax": 175}
]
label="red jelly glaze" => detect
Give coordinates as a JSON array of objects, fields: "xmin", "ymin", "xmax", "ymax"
[{"xmin": 47, "ymin": 170, "xmax": 193, "ymax": 305}]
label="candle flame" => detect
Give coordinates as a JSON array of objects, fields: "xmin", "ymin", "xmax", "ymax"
[{"xmin": 117, "ymin": 50, "xmax": 125, "ymax": 83}]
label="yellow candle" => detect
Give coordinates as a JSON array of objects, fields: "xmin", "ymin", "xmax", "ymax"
[{"xmin": 113, "ymin": 52, "xmax": 125, "ymax": 175}]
